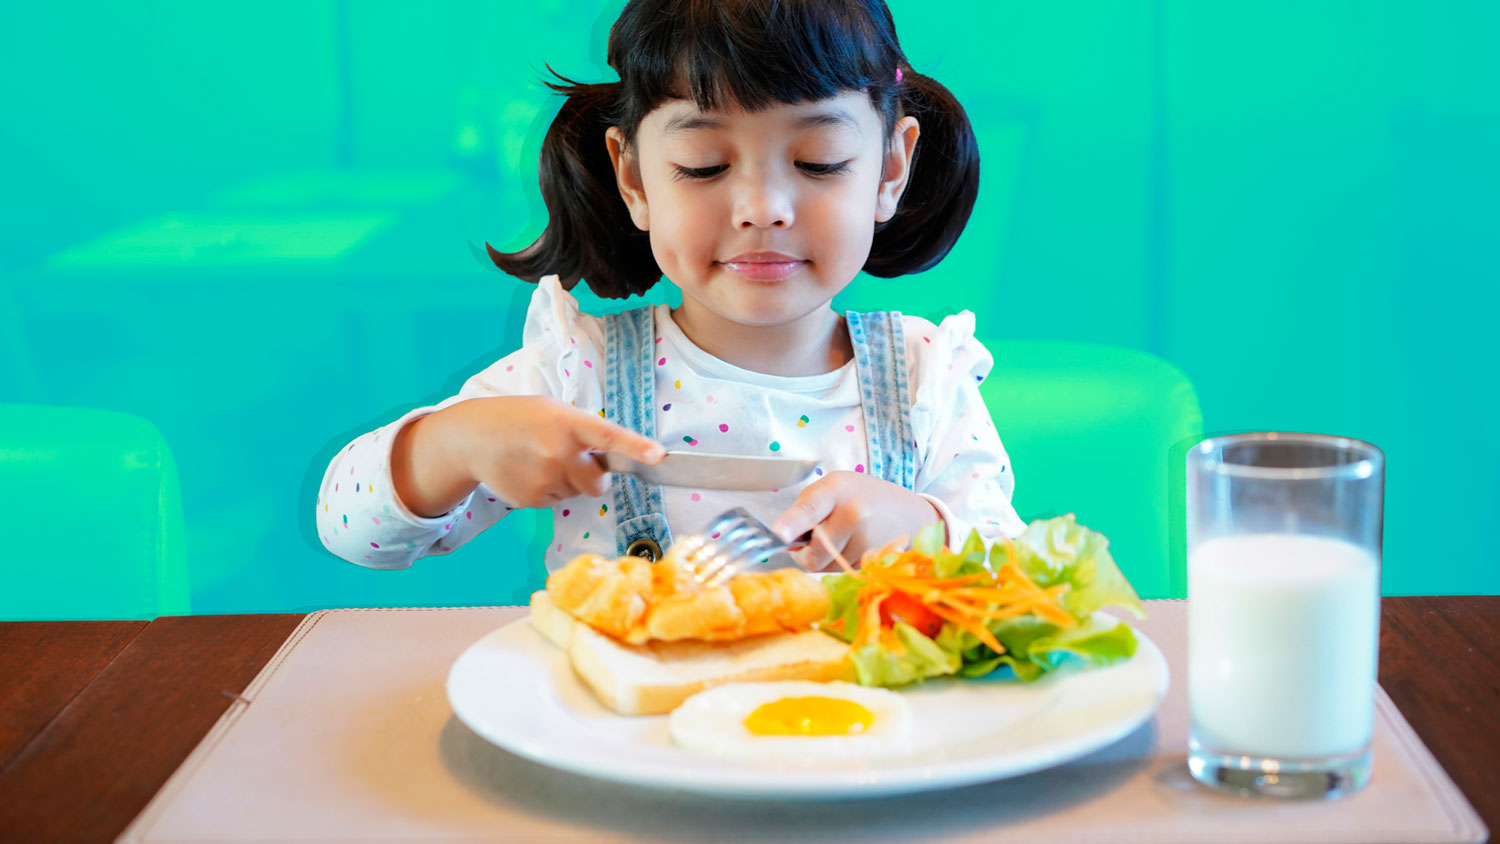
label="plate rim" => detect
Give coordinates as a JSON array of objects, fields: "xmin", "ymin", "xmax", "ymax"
[{"xmin": 445, "ymin": 613, "xmax": 1169, "ymax": 800}]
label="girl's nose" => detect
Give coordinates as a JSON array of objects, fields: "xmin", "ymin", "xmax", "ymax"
[{"xmin": 732, "ymin": 180, "xmax": 794, "ymax": 229}]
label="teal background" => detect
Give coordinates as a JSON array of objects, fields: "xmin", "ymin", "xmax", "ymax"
[{"xmin": 2, "ymin": 1, "xmax": 1495, "ymax": 613}]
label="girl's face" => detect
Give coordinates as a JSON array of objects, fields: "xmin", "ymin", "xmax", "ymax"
[{"xmin": 606, "ymin": 92, "xmax": 919, "ymax": 330}]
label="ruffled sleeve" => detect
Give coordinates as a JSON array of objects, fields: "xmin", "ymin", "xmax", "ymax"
[
  {"xmin": 457, "ymin": 275, "xmax": 604, "ymax": 410},
  {"xmin": 906, "ymin": 311, "xmax": 1027, "ymax": 546},
  {"xmin": 316, "ymin": 275, "xmax": 608, "ymax": 569}
]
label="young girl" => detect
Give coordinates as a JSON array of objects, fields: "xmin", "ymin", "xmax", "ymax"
[{"xmin": 317, "ymin": 0, "xmax": 1026, "ymax": 576}]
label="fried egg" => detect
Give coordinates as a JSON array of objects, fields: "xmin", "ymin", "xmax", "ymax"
[{"xmin": 668, "ymin": 681, "xmax": 913, "ymax": 762}]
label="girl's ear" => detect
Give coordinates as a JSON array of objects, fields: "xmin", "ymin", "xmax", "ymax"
[
  {"xmin": 605, "ymin": 126, "xmax": 650, "ymax": 231},
  {"xmin": 875, "ymin": 116, "xmax": 921, "ymax": 223}
]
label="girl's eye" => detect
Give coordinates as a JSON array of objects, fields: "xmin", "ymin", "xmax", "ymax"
[
  {"xmin": 798, "ymin": 161, "xmax": 852, "ymax": 177},
  {"xmin": 672, "ymin": 164, "xmax": 727, "ymax": 181},
  {"xmin": 669, "ymin": 161, "xmax": 853, "ymax": 180}
]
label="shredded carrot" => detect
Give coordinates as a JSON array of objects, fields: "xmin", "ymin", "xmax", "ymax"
[
  {"xmin": 923, "ymin": 601, "xmax": 1007, "ymax": 654},
  {"xmin": 833, "ymin": 532, "xmax": 1081, "ymax": 659},
  {"xmin": 995, "ymin": 561, "xmax": 1041, "ymax": 591},
  {"xmin": 812, "ymin": 525, "xmax": 859, "ymax": 574},
  {"xmin": 879, "ymin": 573, "xmax": 989, "ymax": 592},
  {"xmin": 853, "ymin": 589, "xmax": 891, "ymax": 650},
  {"xmin": 926, "ymin": 597, "xmax": 988, "ymax": 617},
  {"xmin": 946, "ymin": 586, "xmax": 1035, "ymax": 602},
  {"xmin": 871, "ymin": 537, "xmax": 910, "ymax": 562},
  {"xmin": 1029, "ymin": 601, "xmax": 1078, "ymax": 628},
  {"xmin": 878, "ymin": 626, "xmax": 906, "ymax": 655}
]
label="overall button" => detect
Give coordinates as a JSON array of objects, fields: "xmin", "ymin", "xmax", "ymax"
[{"xmin": 626, "ymin": 537, "xmax": 662, "ymax": 562}]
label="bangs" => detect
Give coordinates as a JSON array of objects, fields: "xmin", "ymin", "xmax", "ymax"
[{"xmin": 608, "ymin": 0, "xmax": 903, "ymax": 130}]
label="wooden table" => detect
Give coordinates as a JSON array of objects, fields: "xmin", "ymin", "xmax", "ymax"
[{"xmin": 0, "ymin": 597, "xmax": 1495, "ymax": 843}]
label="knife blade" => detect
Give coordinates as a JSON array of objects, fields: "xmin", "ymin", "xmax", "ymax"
[{"xmin": 599, "ymin": 451, "xmax": 817, "ymax": 492}]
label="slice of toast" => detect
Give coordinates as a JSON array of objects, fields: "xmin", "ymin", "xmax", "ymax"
[
  {"xmin": 529, "ymin": 590, "xmax": 854, "ymax": 715},
  {"xmin": 529, "ymin": 588, "xmax": 582, "ymax": 650}
]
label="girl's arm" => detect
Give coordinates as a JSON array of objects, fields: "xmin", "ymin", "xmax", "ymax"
[
  {"xmin": 316, "ymin": 397, "xmax": 490, "ymax": 571},
  {"xmin": 907, "ymin": 315, "xmax": 1028, "ymax": 547},
  {"xmin": 914, "ymin": 428, "xmax": 1026, "ymax": 545},
  {"xmin": 390, "ymin": 395, "xmax": 663, "ymax": 518},
  {"xmin": 318, "ymin": 389, "xmax": 663, "ymax": 570},
  {"xmin": 315, "ymin": 274, "xmax": 656, "ymax": 570},
  {"xmin": 769, "ymin": 315, "xmax": 1024, "ymax": 568},
  {"xmin": 388, "ymin": 409, "xmax": 478, "ymax": 518}
]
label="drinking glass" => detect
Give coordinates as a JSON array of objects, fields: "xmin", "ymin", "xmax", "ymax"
[{"xmin": 1186, "ymin": 432, "xmax": 1383, "ymax": 798}]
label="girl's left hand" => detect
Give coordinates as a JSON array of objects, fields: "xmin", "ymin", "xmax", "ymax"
[{"xmin": 770, "ymin": 471, "xmax": 944, "ymax": 571}]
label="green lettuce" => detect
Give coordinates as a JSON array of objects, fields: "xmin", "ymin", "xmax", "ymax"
[
  {"xmin": 951, "ymin": 615, "xmax": 1140, "ymax": 681},
  {"xmin": 820, "ymin": 515, "xmax": 1146, "ymax": 687},
  {"xmin": 848, "ymin": 621, "xmax": 960, "ymax": 687},
  {"xmin": 821, "ymin": 570, "xmax": 865, "ymax": 645},
  {"xmin": 914, "ymin": 521, "xmax": 989, "ymax": 579},
  {"xmin": 1000, "ymin": 514, "xmax": 1145, "ymax": 621}
]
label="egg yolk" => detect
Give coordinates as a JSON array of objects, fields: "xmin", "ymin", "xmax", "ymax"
[{"xmin": 743, "ymin": 696, "xmax": 874, "ymax": 736}]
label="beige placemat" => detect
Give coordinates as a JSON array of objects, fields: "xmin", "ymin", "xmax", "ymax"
[{"xmin": 118, "ymin": 601, "xmax": 1487, "ymax": 843}]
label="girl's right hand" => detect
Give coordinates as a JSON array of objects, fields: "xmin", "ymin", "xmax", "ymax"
[{"xmin": 392, "ymin": 395, "xmax": 665, "ymax": 516}]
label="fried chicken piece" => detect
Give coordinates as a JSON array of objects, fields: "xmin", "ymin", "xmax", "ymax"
[
  {"xmin": 730, "ymin": 568, "xmax": 834, "ymax": 633},
  {"xmin": 545, "ymin": 552, "xmax": 830, "ymax": 644},
  {"xmin": 543, "ymin": 553, "xmax": 653, "ymax": 641},
  {"xmin": 646, "ymin": 585, "xmax": 746, "ymax": 642}
]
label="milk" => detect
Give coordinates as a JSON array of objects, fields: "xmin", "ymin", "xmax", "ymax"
[{"xmin": 1188, "ymin": 533, "xmax": 1380, "ymax": 759}]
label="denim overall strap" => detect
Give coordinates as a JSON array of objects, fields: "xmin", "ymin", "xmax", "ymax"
[
  {"xmin": 602, "ymin": 306, "xmax": 673, "ymax": 557},
  {"xmin": 845, "ymin": 310, "xmax": 918, "ymax": 491}
]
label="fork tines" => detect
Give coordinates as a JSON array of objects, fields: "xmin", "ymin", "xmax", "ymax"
[{"xmin": 679, "ymin": 508, "xmax": 788, "ymax": 588}]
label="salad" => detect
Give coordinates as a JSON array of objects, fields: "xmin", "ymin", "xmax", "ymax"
[{"xmin": 819, "ymin": 515, "xmax": 1145, "ymax": 687}]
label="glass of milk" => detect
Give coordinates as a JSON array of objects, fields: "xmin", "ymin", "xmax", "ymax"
[{"xmin": 1186, "ymin": 432, "xmax": 1383, "ymax": 799}]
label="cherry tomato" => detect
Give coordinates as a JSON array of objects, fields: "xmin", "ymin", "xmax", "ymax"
[{"xmin": 879, "ymin": 591, "xmax": 944, "ymax": 639}]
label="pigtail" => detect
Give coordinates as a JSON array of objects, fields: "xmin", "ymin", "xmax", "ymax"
[
  {"xmin": 864, "ymin": 69, "xmax": 980, "ymax": 277},
  {"xmin": 485, "ymin": 72, "xmax": 660, "ymax": 299}
]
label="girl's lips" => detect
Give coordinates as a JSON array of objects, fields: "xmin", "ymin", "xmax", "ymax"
[{"xmin": 720, "ymin": 260, "xmax": 806, "ymax": 281}]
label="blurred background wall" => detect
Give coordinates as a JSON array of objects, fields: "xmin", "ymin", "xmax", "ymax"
[{"xmin": 2, "ymin": 0, "xmax": 1495, "ymax": 612}]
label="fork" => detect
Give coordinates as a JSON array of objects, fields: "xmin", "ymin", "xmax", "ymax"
[{"xmin": 671, "ymin": 507, "xmax": 813, "ymax": 588}]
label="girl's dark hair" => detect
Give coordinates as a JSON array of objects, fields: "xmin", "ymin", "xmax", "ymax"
[{"xmin": 487, "ymin": 0, "xmax": 980, "ymax": 299}]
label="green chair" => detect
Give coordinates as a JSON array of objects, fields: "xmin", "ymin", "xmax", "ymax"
[
  {"xmin": 978, "ymin": 341, "xmax": 1203, "ymax": 599},
  {"xmin": 0, "ymin": 403, "xmax": 190, "ymax": 620}
]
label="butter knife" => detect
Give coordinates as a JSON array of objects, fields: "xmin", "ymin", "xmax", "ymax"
[{"xmin": 599, "ymin": 450, "xmax": 817, "ymax": 492}]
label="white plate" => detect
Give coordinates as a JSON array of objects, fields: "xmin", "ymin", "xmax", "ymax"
[{"xmin": 445, "ymin": 614, "xmax": 1170, "ymax": 800}]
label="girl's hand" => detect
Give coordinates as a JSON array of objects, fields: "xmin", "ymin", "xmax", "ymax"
[
  {"xmin": 769, "ymin": 471, "xmax": 944, "ymax": 571},
  {"xmin": 393, "ymin": 396, "xmax": 665, "ymax": 516}
]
